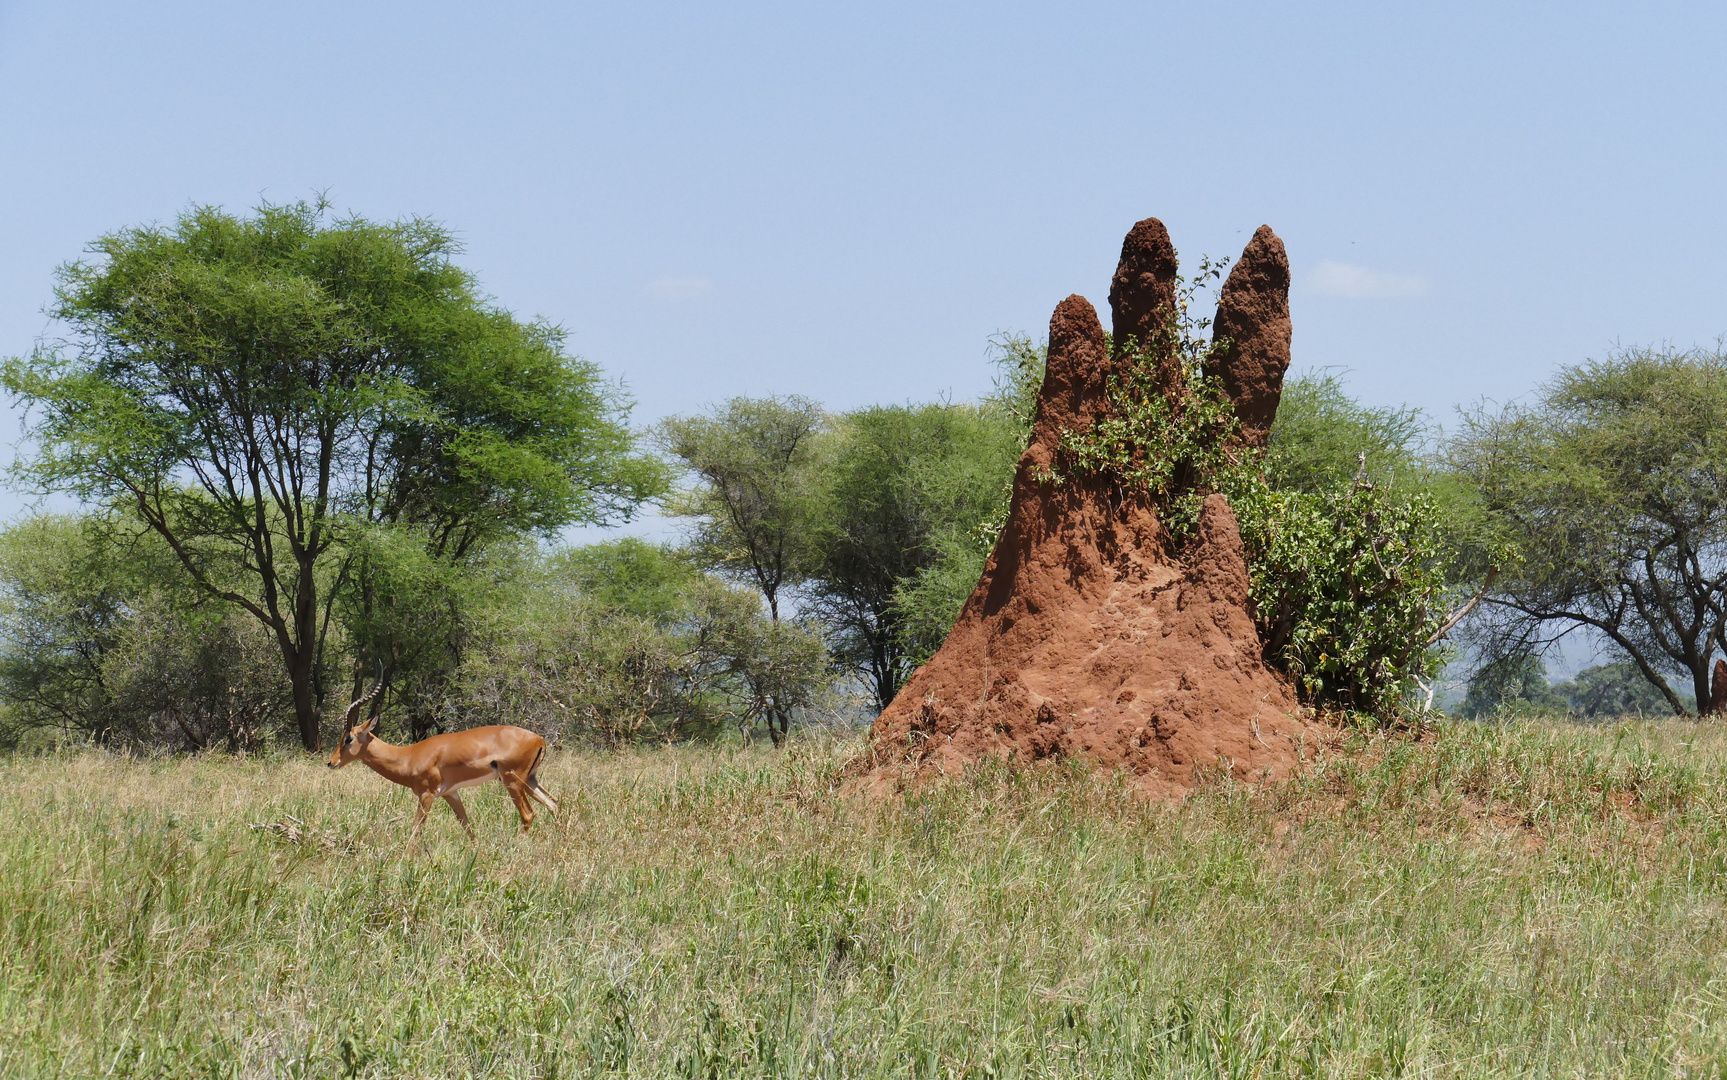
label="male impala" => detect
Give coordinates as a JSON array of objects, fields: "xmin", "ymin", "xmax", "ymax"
[{"xmin": 327, "ymin": 687, "xmax": 558, "ymax": 838}]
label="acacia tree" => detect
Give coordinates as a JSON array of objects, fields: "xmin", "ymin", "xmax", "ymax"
[
  {"xmin": 5, "ymin": 200, "xmax": 660, "ymax": 750},
  {"xmin": 335, "ymin": 261, "xmax": 663, "ymax": 733},
  {"xmin": 658, "ymin": 396, "xmax": 826, "ymax": 743},
  {"xmin": 659, "ymin": 396, "xmax": 826, "ymax": 623},
  {"xmin": 1448, "ymin": 347, "xmax": 1727, "ymax": 715},
  {"xmin": 808, "ymin": 402, "xmax": 1024, "ymax": 709}
]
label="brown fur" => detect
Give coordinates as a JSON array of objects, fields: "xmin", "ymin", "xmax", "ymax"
[{"xmin": 328, "ymin": 721, "xmax": 557, "ymax": 838}]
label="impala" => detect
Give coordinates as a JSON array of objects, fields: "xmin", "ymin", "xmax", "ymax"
[{"xmin": 327, "ymin": 686, "xmax": 558, "ymax": 838}]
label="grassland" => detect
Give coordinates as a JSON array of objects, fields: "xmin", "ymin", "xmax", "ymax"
[{"xmin": 6, "ymin": 720, "xmax": 1727, "ymax": 1078}]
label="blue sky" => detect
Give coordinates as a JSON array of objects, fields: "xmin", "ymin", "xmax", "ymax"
[{"xmin": 1, "ymin": 0, "xmax": 1723, "ymax": 538}]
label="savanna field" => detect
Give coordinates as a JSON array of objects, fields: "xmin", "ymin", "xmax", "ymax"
[{"xmin": 7, "ymin": 721, "xmax": 1727, "ymax": 1078}]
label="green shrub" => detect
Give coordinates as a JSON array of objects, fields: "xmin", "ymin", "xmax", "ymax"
[
  {"xmin": 0, "ymin": 514, "xmax": 295, "ymax": 750},
  {"xmin": 454, "ymin": 541, "xmax": 836, "ymax": 746},
  {"xmin": 1230, "ymin": 471, "xmax": 1450, "ymax": 716}
]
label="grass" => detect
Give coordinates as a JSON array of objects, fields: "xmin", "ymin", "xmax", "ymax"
[{"xmin": 6, "ymin": 720, "xmax": 1727, "ymax": 1077}]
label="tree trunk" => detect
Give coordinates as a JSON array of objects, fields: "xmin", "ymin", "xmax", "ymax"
[
  {"xmin": 288, "ymin": 556, "xmax": 323, "ymax": 751},
  {"xmin": 870, "ymin": 631, "xmax": 899, "ymax": 711},
  {"xmin": 290, "ymin": 660, "xmax": 320, "ymax": 750},
  {"xmin": 874, "ymin": 666, "xmax": 896, "ymax": 713}
]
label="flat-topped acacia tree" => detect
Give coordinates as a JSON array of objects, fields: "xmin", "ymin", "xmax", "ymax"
[{"xmin": 4, "ymin": 200, "xmax": 662, "ymax": 750}]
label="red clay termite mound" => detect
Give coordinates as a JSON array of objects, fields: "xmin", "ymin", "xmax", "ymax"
[
  {"xmin": 1206, "ymin": 225, "xmax": 1293, "ymax": 448},
  {"xmin": 862, "ymin": 217, "xmax": 1316, "ymax": 797}
]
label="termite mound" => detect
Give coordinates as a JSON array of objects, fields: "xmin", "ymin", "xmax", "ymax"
[{"xmin": 861, "ymin": 218, "xmax": 1318, "ymax": 797}]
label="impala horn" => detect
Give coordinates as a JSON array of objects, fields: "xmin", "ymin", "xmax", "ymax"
[{"xmin": 342, "ymin": 662, "xmax": 386, "ymax": 730}]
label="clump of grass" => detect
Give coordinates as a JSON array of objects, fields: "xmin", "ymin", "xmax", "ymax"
[{"xmin": 5, "ymin": 719, "xmax": 1727, "ymax": 1077}]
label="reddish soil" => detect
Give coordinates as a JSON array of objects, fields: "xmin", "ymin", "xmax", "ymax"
[
  {"xmin": 861, "ymin": 217, "xmax": 1316, "ymax": 797},
  {"xmin": 1207, "ymin": 225, "xmax": 1292, "ymax": 448},
  {"xmin": 1109, "ymin": 217, "xmax": 1184, "ymax": 398}
]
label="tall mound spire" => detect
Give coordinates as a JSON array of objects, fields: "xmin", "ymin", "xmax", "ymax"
[
  {"xmin": 1108, "ymin": 217, "xmax": 1183, "ymax": 397},
  {"xmin": 1207, "ymin": 225, "xmax": 1292, "ymax": 448}
]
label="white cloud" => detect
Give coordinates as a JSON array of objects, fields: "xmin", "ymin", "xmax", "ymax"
[
  {"xmin": 645, "ymin": 275, "xmax": 714, "ymax": 301},
  {"xmin": 1308, "ymin": 260, "xmax": 1426, "ymax": 299}
]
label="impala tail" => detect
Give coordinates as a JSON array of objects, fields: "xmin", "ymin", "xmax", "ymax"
[{"xmin": 525, "ymin": 745, "xmax": 559, "ymax": 813}]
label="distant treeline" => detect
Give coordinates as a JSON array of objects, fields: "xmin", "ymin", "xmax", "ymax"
[{"xmin": 2, "ymin": 201, "xmax": 1723, "ymax": 751}]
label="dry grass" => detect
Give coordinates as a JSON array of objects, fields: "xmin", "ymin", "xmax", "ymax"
[{"xmin": 6, "ymin": 719, "xmax": 1727, "ymax": 1077}]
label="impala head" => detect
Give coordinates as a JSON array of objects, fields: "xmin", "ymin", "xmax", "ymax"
[
  {"xmin": 327, "ymin": 679, "xmax": 385, "ymax": 768},
  {"xmin": 327, "ymin": 713, "xmax": 378, "ymax": 768}
]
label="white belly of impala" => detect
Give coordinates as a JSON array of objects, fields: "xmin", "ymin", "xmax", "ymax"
[{"xmin": 439, "ymin": 774, "xmax": 493, "ymax": 795}]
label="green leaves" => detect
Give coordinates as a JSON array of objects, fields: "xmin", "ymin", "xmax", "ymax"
[
  {"xmin": 1264, "ymin": 370, "xmax": 1427, "ymax": 494},
  {"xmin": 454, "ymin": 542, "xmax": 836, "ymax": 745},
  {"xmin": 811, "ymin": 401, "xmax": 1026, "ymax": 702},
  {"xmin": 660, "ymin": 388, "xmax": 1033, "ymax": 709},
  {"xmin": 658, "ymin": 395, "xmax": 828, "ymax": 622},
  {"xmin": 1448, "ymin": 346, "xmax": 1727, "ymax": 715},
  {"xmin": 1059, "ymin": 364, "xmax": 1247, "ymax": 535},
  {"xmin": 1232, "ymin": 474, "xmax": 1451, "ymax": 716}
]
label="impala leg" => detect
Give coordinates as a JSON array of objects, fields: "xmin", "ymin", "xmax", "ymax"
[
  {"xmin": 500, "ymin": 773, "xmax": 537, "ymax": 833},
  {"xmin": 443, "ymin": 793, "xmax": 477, "ymax": 841},
  {"xmin": 412, "ymin": 790, "xmax": 438, "ymax": 839}
]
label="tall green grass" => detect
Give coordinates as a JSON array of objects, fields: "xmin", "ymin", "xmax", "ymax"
[{"xmin": 5, "ymin": 720, "xmax": 1727, "ymax": 1078}]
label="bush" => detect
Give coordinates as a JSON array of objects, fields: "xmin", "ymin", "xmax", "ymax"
[
  {"xmin": 452, "ymin": 541, "xmax": 836, "ymax": 746},
  {"xmin": 1461, "ymin": 656, "xmax": 1690, "ymax": 720},
  {"xmin": 1459, "ymin": 655, "xmax": 1567, "ymax": 719},
  {"xmin": 0, "ymin": 518, "xmax": 837, "ymax": 751},
  {"xmin": 1557, "ymin": 662, "xmax": 1688, "ymax": 718},
  {"xmin": 100, "ymin": 597, "xmax": 293, "ymax": 751},
  {"xmin": 1231, "ymin": 472, "xmax": 1451, "ymax": 716},
  {"xmin": 0, "ymin": 515, "xmax": 296, "ymax": 750}
]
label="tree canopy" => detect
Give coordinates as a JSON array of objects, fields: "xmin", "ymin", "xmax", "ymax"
[
  {"xmin": 1264, "ymin": 370, "xmax": 1427, "ymax": 493},
  {"xmin": 1459, "ymin": 656, "xmax": 1686, "ymax": 719},
  {"xmin": 658, "ymin": 396, "xmax": 826, "ymax": 624},
  {"xmin": 1448, "ymin": 347, "xmax": 1727, "ymax": 715},
  {"xmin": 4, "ymin": 200, "xmax": 662, "ymax": 749},
  {"xmin": 806, "ymin": 401, "xmax": 1024, "ymax": 709}
]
